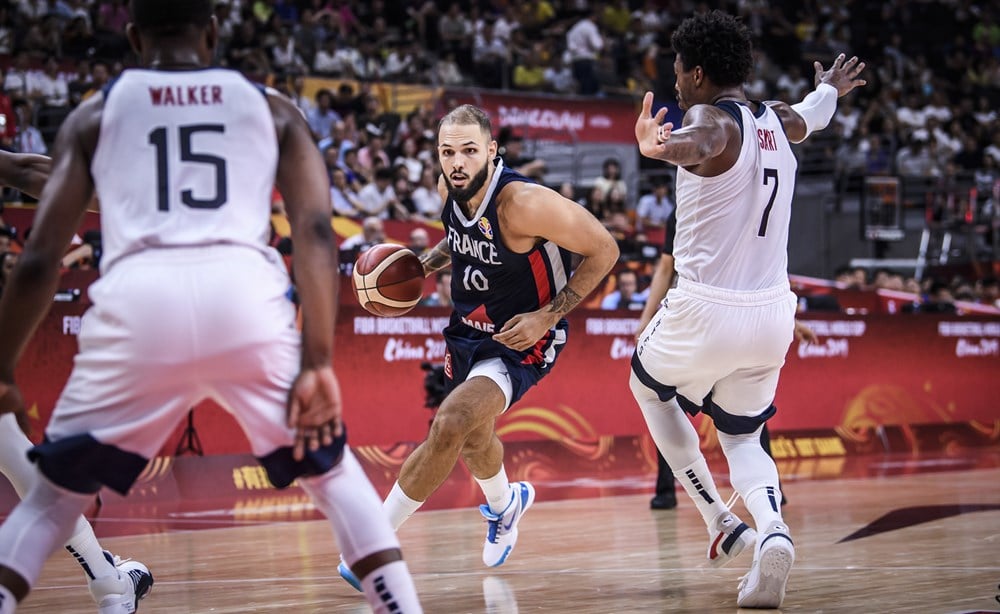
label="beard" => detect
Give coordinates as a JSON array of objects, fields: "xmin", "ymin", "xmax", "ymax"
[{"xmin": 444, "ymin": 162, "xmax": 490, "ymax": 204}]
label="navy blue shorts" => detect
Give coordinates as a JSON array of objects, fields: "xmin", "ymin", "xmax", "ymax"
[{"xmin": 443, "ymin": 319, "xmax": 568, "ymax": 406}]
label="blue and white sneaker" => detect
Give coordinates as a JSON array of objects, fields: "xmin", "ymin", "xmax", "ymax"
[
  {"xmin": 480, "ymin": 482, "xmax": 535, "ymax": 567},
  {"xmin": 338, "ymin": 558, "xmax": 362, "ymax": 592}
]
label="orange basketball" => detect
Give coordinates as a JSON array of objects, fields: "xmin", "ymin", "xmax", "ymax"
[{"xmin": 352, "ymin": 244, "xmax": 425, "ymax": 317}]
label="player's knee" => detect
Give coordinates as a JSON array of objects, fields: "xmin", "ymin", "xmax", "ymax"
[
  {"xmin": 460, "ymin": 425, "xmax": 494, "ymax": 457},
  {"xmin": 427, "ymin": 408, "xmax": 477, "ymax": 450}
]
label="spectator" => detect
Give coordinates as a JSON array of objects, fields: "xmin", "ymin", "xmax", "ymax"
[
  {"xmin": 512, "ymin": 48, "xmax": 547, "ymax": 91},
  {"xmin": 895, "ymin": 134, "xmax": 939, "ymax": 178},
  {"xmin": 393, "ymin": 138, "xmax": 423, "ymax": 184},
  {"xmin": 339, "ymin": 215, "xmax": 385, "ymax": 255},
  {"xmin": 270, "ymin": 29, "xmax": 306, "ymax": 73},
  {"xmin": 566, "ymin": 7, "xmax": 604, "ymax": 96},
  {"xmin": 421, "ymin": 270, "xmax": 452, "ymax": 307},
  {"xmin": 313, "ymin": 37, "xmax": 344, "ymax": 76},
  {"xmin": 307, "ymin": 88, "xmax": 341, "ymax": 142},
  {"xmin": 330, "ymin": 167, "xmax": 364, "ymax": 218},
  {"xmin": 593, "ymin": 157, "xmax": 627, "ymax": 212},
  {"xmin": 355, "ymin": 167, "xmax": 405, "ymax": 219},
  {"xmin": 407, "ymin": 228, "xmax": 430, "ymax": 257},
  {"xmin": 499, "ymin": 131, "xmax": 545, "ymax": 180},
  {"xmin": 35, "ymin": 55, "xmax": 70, "ymax": 109},
  {"xmin": 472, "ymin": 21, "xmax": 510, "ymax": 89},
  {"xmin": 13, "ymin": 99, "xmax": 46, "ymax": 155},
  {"xmin": 543, "ymin": 53, "xmax": 576, "ymax": 94},
  {"xmin": 411, "ymin": 165, "xmax": 444, "ymax": 221},
  {"xmin": 357, "ymin": 125, "xmax": 391, "ymax": 174},
  {"xmin": 635, "ymin": 177, "xmax": 675, "ymax": 230},
  {"xmin": 600, "ymin": 269, "xmax": 647, "ymax": 310},
  {"xmin": 432, "ymin": 51, "xmax": 465, "ymax": 86}
]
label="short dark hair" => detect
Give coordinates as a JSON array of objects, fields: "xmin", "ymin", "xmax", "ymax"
[
  {"xmin": 438, "ymin": 104, "xmax": 492, "ymax": 139},
  {"xmin": 671, "ymin": 10, "xmax": 753, "ymax": 87},
  {"xmin": 130, "ymin": 0, "xmax": 212, "ymax": 36}
]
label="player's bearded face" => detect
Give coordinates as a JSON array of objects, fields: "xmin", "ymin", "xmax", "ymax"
[{"xmin": 444, "ymin": 157, "xmax": 489, "ymax": 203}]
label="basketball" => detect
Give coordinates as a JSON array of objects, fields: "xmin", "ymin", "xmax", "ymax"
[{"xmin": 352, "ymin": 243, "xmax": 425, "ymax": 317}]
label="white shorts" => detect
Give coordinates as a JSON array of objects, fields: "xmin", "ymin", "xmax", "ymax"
[
  {"xmin": 633, "ymin": 278, "xmax": 796, "ymax": 430},
  {"xmin": 37, "ymin": 245, "xmax": 312, "ymax": 492}
]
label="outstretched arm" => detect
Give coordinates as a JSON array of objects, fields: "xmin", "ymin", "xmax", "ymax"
[
  {"xmin": 770, "ymin": 53, "xmax": 867, "ymax": 143},
  {"xmin": 634, "ymin": 93, "xmax": 732, "ymax": 168}
]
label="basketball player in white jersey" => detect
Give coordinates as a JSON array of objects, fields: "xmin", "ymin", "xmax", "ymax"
[
  {"xmin": 0, "ymin": 151, "xmax": 156, "ymax": 612},
  {"xmin": 0, "ymin": 1, "xmax": 421, "ymax": 612},
  {"xmin": 629, "ymin": 11, "xmax": 865, "ymax": 609}
]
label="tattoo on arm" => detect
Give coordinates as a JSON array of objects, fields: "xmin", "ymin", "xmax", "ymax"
[
  {"xmin": 420, "ymin": 239, "xmax": 451, "ymax": 275},
  {"xmin": 547, "ymin": 286, "xmax": 583, "ymax": 316}
]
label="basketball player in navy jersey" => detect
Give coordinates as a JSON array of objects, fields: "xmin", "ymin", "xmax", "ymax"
[
  {"xmin": 0, "ymin": 1, "xmax": 420, "ymax": 612},
  {"xmin": 629, "ymin": 11, "xmax": 865, "ymax": 608},
  {"xmin": 341, "ymin": 104, "xmax": 618, "ymax": 588}
]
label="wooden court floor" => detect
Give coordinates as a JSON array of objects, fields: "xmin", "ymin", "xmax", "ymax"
[{"xmin": 15, "ymin": 456, "xmax": 1000, "ymax": 613}]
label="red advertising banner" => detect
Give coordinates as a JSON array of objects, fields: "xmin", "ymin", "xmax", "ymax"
[
  {"xmin": 446, "ymin": 90, "xmax": 637, "ymax": 144},
  {"xmin": 15, "ymin": 303, "xmax": 1000, "ymax": 456}
]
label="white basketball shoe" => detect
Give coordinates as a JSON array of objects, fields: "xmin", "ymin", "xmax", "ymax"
[
  {"xmin": 89, "ymin": 551, "xmax": 154, "ymax": 614},
  {"xmin": 480, "ymin": 482, "xmax": 535, "ymax": 567},
  {"xmin": 737, "ymin": 520, "xmax": 795, "ymax": 608},
  {"xmin": 707, "ymin": 510, "xmax": 757, "ymax": 568}
]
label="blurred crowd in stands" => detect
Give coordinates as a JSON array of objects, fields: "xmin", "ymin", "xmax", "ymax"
[{"xmin": 0, "ymin": 0, "xmax": 998, "ymax": 312}]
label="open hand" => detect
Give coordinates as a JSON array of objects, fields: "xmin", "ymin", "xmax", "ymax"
[
  {"xmin": 635, "ymin": 92, "xmax": 674, "ymax": 159},
  {"xmin": 813, "ymin": 53, "xmax": 867, "ymax": 97}
]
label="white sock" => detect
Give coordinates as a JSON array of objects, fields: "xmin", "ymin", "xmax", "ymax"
[
  {"xmin": 64, "ymin": 517, "xmax": 118, "ymax": 583},
  {"xmin": 298, "ymin": 449, "xmax": 403, "ymax": 560},
  {"xmin": 0, "ymin": 585, "xmax": 16, "ymax": 613},
  {"xmin": 361, "ymin": 559, "xmax": 423, "ymax": 614},
  {"xmin": 0, "ymin": 474, "xmax": 93, "ymax": 587},
  {"xmin": 718, "ymin": 427, "xmax": 783, "ymax": 530},
  {"xmin": 297, "ymin": 449, "xmax": 421, "ymax": 612},
  {"xmin": 0, "ymin": 414, "xmax": 35, "ymax": 498},
  {"xmin": 630, "ymin": 372, "xmax": 727, "ymax": 528},
  {"xmin": 673, "ymin": 457, "xmax": 727, "ymax": 528},
  {"xmin": 0, "ymin": 414, "xmax": 116, "ymax": 586},
  {"xmin": 475, "ymin": 466, "xmax": 512, "ymax": 514},
  {"xmin": 383, "ymin": 482, "xmax": 423, "ymax": 531}
]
